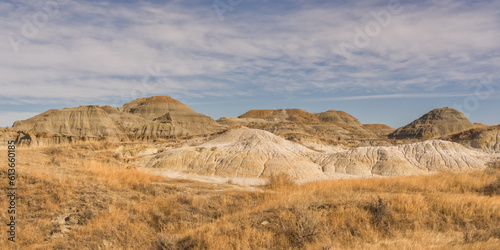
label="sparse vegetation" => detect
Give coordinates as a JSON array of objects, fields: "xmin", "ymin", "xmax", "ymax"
[
  {"xmin": 422, "ymin": 130, "xmax": 433, "ymax": 140},
  {"xmin": 265, "ymin": 173, "xmax": 296, "ymax": 190},
  {"xmin": 479, "ymin": 159, "xmax": 500, "ymax": 196},
  {"xmin": 1, "ymin": 142, "xmax": 500, "ymax": 249}
]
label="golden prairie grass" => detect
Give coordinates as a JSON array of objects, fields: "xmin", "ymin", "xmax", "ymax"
[
  {"xmin": 78, "ymin": 160, "xmax": 163, "ymax": 191},
  {"xmin": 0, "ymin": 144, "xmax": 499, "ymax": 249}
]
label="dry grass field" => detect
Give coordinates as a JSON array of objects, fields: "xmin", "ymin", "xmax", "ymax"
[{"xmin": 1, "ymin": 142, "xmax": 500, "ymax": 249}]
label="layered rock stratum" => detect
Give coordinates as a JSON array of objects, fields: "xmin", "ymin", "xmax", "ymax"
[
  {"xmin": 363, "ymin": 124, "xmax": 395, "ymax": 136},
  {"xmin": 446, "ymin": 125, "xmax": 500, "ymax": 153},
  {"xmin": 3, "ymin": 97, "xmax": 497, "ymax": 181},
  {"xmin": 12, "ymin": 96, "xmax": 224, "ymax": 146},
  {"xmin": 388, "ymin": 107, "xmax": 474, "ymax": 139},
  {"xmin": 220, "ymin": 109, "xmax": 384, "ymax": 148}
]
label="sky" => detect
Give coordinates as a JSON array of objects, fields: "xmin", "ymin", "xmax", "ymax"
[{"xmin": 1, "ymin": 0, "xmax": 499, "ymax": 128}]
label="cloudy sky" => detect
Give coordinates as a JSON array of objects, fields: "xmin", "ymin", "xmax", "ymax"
[{"xmin": 1, "ymin": 0, "xmax": 499, "ymax": 127}]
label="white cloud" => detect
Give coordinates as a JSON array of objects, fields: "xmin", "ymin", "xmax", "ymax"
[
  {"xmin": 314, "ymin": 92, "xmax": 478, "ymax": 101},
  {"xmin": 0, "ymin": 0, "xmax": 499, "ymax": 106}
]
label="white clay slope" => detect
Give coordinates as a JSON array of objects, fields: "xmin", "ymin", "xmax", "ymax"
[
  {"xmin": 144, "ymin": 128, "xmax": 491, "ymax": 179},
  {"xmin": 146, "ymin": 128, "xmax": 325, "ymax": 178},
  {"xmin": 312, "ymin": 140, "xmax": 489, "ymax": 176}
]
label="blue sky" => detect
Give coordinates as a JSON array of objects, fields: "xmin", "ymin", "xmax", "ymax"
[{"xmin": 1, "ymin": 0, "xmax": 499, "ymax": 128}]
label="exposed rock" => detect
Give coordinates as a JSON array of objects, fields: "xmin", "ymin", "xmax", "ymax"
[
  {"xmin": 446, "ymin": 125, "xmax": 500, "ymax": 153},
  {"xmin": 311, "ymin": 140, "xmax": 489, "ymax": 176},
  {"xmin": 122, "ymin": 96, "xmax": 223, "ymax": 135},
  {"xmin": 122, "ymin": 96, "xmax": 188, "ymax": 120},
  {"xmin": 238, "ymin": 109, "xmax": 361, "ymax": 125},
  {"xmin": 11, "ymin": 96, "xmax": 224, "ymax": 146},
  {"xmin": 363, "ymin": 124, "xmax": 395, "ymax": 136},
  {"xmin": 388, "ymin": 107, "xmax": 474, "ymax": 140},
  {"xmin": 239, "ymin": 109, "xmax": 321, "ymax": 123},
  {"xmin": 144, "ymin": 128, "xmax": 325, "ymax": 179},
  {"xmin": 217, "ymin": 117, "xmax": 272, "ymax": 127},
  {"xmin": 141, "ymin": 128, "xmax": 488, "ymax": 179},
  {"xmin": 13, "ymin": 106, "xmax": 121, "ymax": 137},
  {"xmin": 229, "ymin": 108, "xmax": 383, "ymax": 148},
  {"xmin": 317, "ymin": 110, "xmax": 361, "ymax": 126}
]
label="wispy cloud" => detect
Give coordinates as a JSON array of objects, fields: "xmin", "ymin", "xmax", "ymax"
[
  {"xmin": 1, "ymin": 0, "xmax": 499, "ymax": 125},
  {"xmin": 314, "ymin": 92, "xmax": 479, "ymax": 101}
]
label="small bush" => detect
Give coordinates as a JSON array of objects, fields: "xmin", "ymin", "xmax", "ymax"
[
  {"xmin": 422, "ymin": 131, "xmax": 433, "ymax": 140},
  {"xmin": 480, "ymin": 160, "xmax": 500, "ymax": 196},
  {"xmin": 155, "ymin": 234, "xmax": 177, "ymax": 250},
  {"xmin": 366, "ymin": 197, "xmax": 392, "ymax": 234},
  {"xmin": 45, "ymin": 146, "xmax": 64, "ymax": 156},
  {"xmin": 480, "ymin": 179, "xmax": 500, "ymax": 196},
  {"xmin": 50, "ymin": 156, "xmax": 61, "ymax": 166},
  {"xmin": 489, "ymin": 160, "xmax": 500, "ymax": 170},
  {"xmin": 265, "ymin": 173, "xmax": 296, "ymax": 190},
  {"xmin": 277, "ymin": 207, "xmax": 322, "ymax": 248}
]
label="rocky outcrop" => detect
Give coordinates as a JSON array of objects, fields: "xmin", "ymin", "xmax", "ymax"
[
  {"xmin": 363, "ymin": 124, "xmax": 395, "ymax": 136},
  {"xmin": 13, "ymin": 106, "xmax": 122, "ymax": 138},
  {"xmin": 141, "ymin": 128, "xmax": 489, "ymax": 179},
  {"xmin": 12, "ymin": 106, "xmax": 124, "ymax": 146},
  {"xmin": 446, "ymin": 125, "xmax": 500, "ymax": 153},
  {"xmin": 144, "ymin": 128, "xmax": 324, "ymax": 179},
  {"xmin": 311, "ymin": 140, "xmax": 488, "ymax": 176},
  {"xmin": 11, "ymin": 96, "xmax": 224, "ymax": 146},
  {"xmin": 226, "ymin": 109, "xmax": 383, "ymax": 148},
  {"xmin": 388, "ymin": 107, "xmax": 474, "ymax": 140},
  {"xmin": 122, "ymin": 96, "xmax": 223, "ymax": 135},
  {"xmin": 239, "ymin": 109, "xmax": 321, "ymax": 123},
  {"xmin": 317, "ymin": 110, "xmax": 361, "ymax": 126}
]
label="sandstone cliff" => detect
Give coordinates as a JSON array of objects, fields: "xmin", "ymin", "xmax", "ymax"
[{"xmin": 12, "ymin": 96, "xmax": 224, "ymax": 146}]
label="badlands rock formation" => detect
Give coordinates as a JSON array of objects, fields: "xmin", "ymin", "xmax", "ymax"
[
  {"xmin": 222, "ymin": 109, "xmax": 384, "ymax": 148},
  {"xmin": 389, "ymin": 107, "xmax": 474, "ymax": 140},
  {"xmin": 13, "ymin": 106, "xmax": 124, "ymax": 146},
  {"xmin": 142, "ymin": 128, "xmax": 489, "ymax": 179},
  {"xmin": 446, "ymin": 125, "xmax": 500, "ymax": 153},
  {"xmin": 144, "ymin": 128, "xmax": 324, "ymax": 179},
  {"xmin": 122, "ymin": 96, "xmax": 220, "ymax": 135},
  {"xmin": 12, "ymin": 96, "xmax": 224, "ymax": 146},
  {"xmin": 363, "ymin": 124, "xmax": 395, "ymax": 136},
  {"xmin": 5, "ymin": 96, "xmax": 495, "ymax": 180},
  {"xmin": 311, "ymin": 140, "xmax": 489, "ymax": 176}
]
